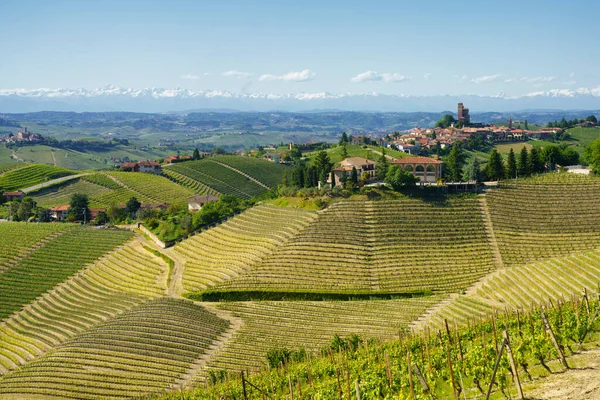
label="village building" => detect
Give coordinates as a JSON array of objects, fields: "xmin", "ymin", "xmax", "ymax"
[
  {"xmin": 49, "ymin": 205, "xmax": 70, "ymax": 221},
  {"xmin": 330, "ymin": 157, "xmax": 376, "ymax": 186},
  {"xmin": 2, "ymin": 190, "xmax": 25, "ymax": 201},
  {"xmin": 391, "ymin": 157, "xmax": 443, "ymax": 184},
  {"xmin": 138, "ymin": 161, "xmax": 162, "ymax": 174},
  {"xmin": 187, "ymin": 194, "xmax": 220, "ymax": 211}
]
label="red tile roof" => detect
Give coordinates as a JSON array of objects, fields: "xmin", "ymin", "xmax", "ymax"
[
  {"xmin": 2, "ymin": 190, "xmax": 25, "ymax": 196},
  {"xmin": 392, "ymin": 157, "xmax": 443, "ymax": 165}
]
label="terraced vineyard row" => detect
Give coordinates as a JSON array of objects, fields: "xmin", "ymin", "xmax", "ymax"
[
  {"xmin": 0, "ymin": 299, "xmax": 229, "ymax": 400},
  {"xmin": 31, "ymin": 180, "xmax": 111, "ymax": 208},
  {"xmin": 176, "ymin": 204, "xmax": 318, "ymax": 293},
  {"xmin": 0, "ymin": 164, "xmax": 75, "ymax": 191},
  {"xmin": 421, "ymin": 246, "xmax": 600, "ymax": 330},
  {"xmin": 0, "ymin": 223, "xmax": 75, "ymax": 272},
  {"xmin": 0, "ymin": 240, "xmax": 168, "ymax": 374},
  {"xmin": 0, "ymin": 228, "xmax": 132, "ymax": 320},
  {"xmin": 168, "ymin": 160, "xmax": 272, "ymax": 199},
  {"xmin": 201, "ymin": 296, "xmax": 446, "ymax": 377},
  {"xmin": 487, "ymin": 173, "xmax": 600, "ymax": 266},
  {"xmin": 211, "ymin": 155, "xmax": 286, "ymax": 188},
  {"xmin": 106, "ymin": 172, "xmax": 195, "ymax": 205},
  {"xmin": 162, "ymin": 168, "xmax": 217, "ymax": 196},
  {"xmin": 208, "ymin": 197, "xmax": 494, "ymax": 295}
]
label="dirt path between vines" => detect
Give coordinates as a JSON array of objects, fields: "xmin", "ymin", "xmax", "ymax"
[{"xmin": 524, "ymin": 346, "xmax": 600, "ymax": 400}]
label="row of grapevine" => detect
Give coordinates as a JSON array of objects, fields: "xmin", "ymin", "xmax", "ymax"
[
  {"xmin": 0, "ymin": 164, "xmax": 75, "ymax": 191},
  {"xmin": 106, "ymin": 171, "xmax": 195, "ymax": 204},
  {"xmin": 31, "ymin": 180, "xmax": 112, "ymax": 208},
  {"xmin": 0, "ymin": 298, "xmax": 229, "ymax": 399},
  {"xmin": 208, "ymin": 197, "xmax": 494, "ymax": 295},
  {"xmin": 0, "ymin": 228, "xmax": 132, "ymax": 320},
  {"xmin": 0, "ymin": 240, "xmax": 168, "ymax": 374},
  {"xmin": 157, "ymin": 294, "xmax": 600, "ymax": 399},
  {"xmin": 162, "ymin": 168, "xmax": 218, "ymax": 196},
  {"xmin": 210, "ymin": 155, "xmax": 287, "ymax": 188},
  {"xmin": 487, "ymin": 173, "xmax": 600, "ymax": 266},
  {"xmin": 176, "ymin": 204, "xmax": 318, "ymax": 293}
]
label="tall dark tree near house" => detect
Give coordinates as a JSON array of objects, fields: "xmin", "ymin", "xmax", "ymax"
[
  {"xmin": 446, "ymin": 143, "xmax": 463, "ymax": 181},
  {"xmin": 192, "ymin": 148, "xmax": 201, "ymax": 160},
  {"xmin": 517, "ymin": 147, "xmax": 530, "ymax": 177},
  {"xmin": 528, "ymin": 146, "xmax": 544, "ymax": 174},
  {"xmin": 291, "ymin": 164, "xmax": 305, "ymax": 187},
  {"xmin": 385, "ymin": 165, "xmax": 418, "ymax": 190},
  {"xmin": 281, "ymin": 169, "xmax": 289, "ymax": 186},
  {"xmin": 313, "ymin": 150, "xmax": 333, "ymax": 184},
  {"xmin": 375, "ymin": 148, "xmax": 389, "ymax": 180},
  {"xmin": 585, "ymin": 115, "xmax": 597, "ymax": 123},
  {"xmin": 339, "ymin": 132, "xmax": 349, "ymax": 145},
  {"xmin": 506, "ymin": 148, "xmax": 517, "ymax": 179},
  {"xmin": 351, "ymin": 166, "xmax": 358, "ymax": 184},
  {"xmin": 462, "ymin": 156, "xmax": 482, "ymax": 183},
  {"xmin": 126, "ymin": 197, "xmax": 141, "ymax": 218},
  {"xmin": 341, "ymin": 142, "xmax": 348, "ymax": 159},
  {"xmin": 69, "ymin": 193, "xmax": 91, "ymax": 222},
  {"xmin": 524, "ymin": 120, "xmax": 528, "ymax": 130},
  {"xmin": 330, "ymin": 170, "xmax": 336, "ymax": 187},
  {"xmin": 486, "ymin": 149, "xmax": 505, "ymax": 181}
]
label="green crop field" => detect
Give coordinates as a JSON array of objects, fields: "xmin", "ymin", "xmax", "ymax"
[
  {"xmin": 0, "ymin": 164, "xmax": 76, "ymax": 191},
  {"xmin": 1, "ymin": 170, "xmax": 600, "ymax": 398},
  {"xmin": 167, "ymin": 157, "xmax": 285, "ymax": 199}
]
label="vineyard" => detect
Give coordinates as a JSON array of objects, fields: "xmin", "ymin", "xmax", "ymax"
[
  {"xmin": 0, "ymin": 164, "xmax": 75, "ymax": 191},
  {"xmin": 205, "ymin": 197, "xmax": 494, "ymax": 297},
  {"xmin": 1, "ymin": 171, "xmax": 600, "ymax": 398},
  {"xmin": 167, "ymin": 157, "xmax": 285, "ymax": 199}
]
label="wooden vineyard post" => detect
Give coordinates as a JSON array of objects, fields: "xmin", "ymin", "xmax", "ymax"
[
  {"xmin": 583, "ymin": 287, "xmax": 591, "ymax": 315},
  {"xmin": 241, "ymin": 371, "xmax": 248, "ymax": 400},
  {"xmin": 503, "ymin": 330, "xmax": 524, "ymax": 400},
  {"xmin": 335, "ymin": 368, "xmax": 343, "ymax": 400},
  {"xmin": 485, "ymin": 338, "xmax": 506, "ymax": 400},
  {"xmin": 412, "ymin": 364, "xmax": 431, "ymax": 394},
  {"xmin": 578, "ymin": 300, "xmax": 600, "ymax": 347},
  {"xmin": 446, "ymin": 344, "xmax": 459, "ymax": 400},
  {"xmin": 346, "ymin": 369, "xmax": 351, "ymax": 400},
  {"xmin": 288, "ymin": 375, "xmax": 294, "ymax": 400},
  {"xmin": 355, "ymin": 380, "xmax": 362, "ymax": 400},
  {"xmin": 384, "ymin": 352, "xmax": 393, "ymax": 389},
  {"xmin": 541, "ymin": 311, "xmax": 569, "ymax": 369},
  {"xmin": 444, "ymin": 319, "xmax": 453, "ymax": 345},
  {"xmin": 407, "ymin": 351, "xmax": 415, "ymax": 399}
]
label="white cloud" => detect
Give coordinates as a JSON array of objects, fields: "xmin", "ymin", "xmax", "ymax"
[
  {"xmin": 569, "ymin": 72, "xmax": 575, "ymax": 78},
  {"xmin": 259, "ymin": 69, "xmax": 315, "ymax": 82},
  {"xmin": 563, "ymin": 80, "xmax": 577, "ymax": 85},
  {"xmin": 504, "ymin": 78, "xmax": 514, "ymax": 83},
  {"xmin": 424, "ymin": 73, "xmax": 431, "ymax": 80},
  {"xmin": 181, "ymin": 73, "xmax": 200, "ymax": 80},
  {"xmin": 222, "ymin": 70, "xmax": 252, "ymax": 79},
  {"xmin": 470, "ymin": 74, "xmax": 502, "ymax": 84},
  {"xmin": 350, "ymin": 71, "xmax": 409, "ymax": 83},
  {"xmin": 204, "ymin": 72, "xmax": 210, "ymax": 76},
  {"xmin": 520, "ymin": 76, "xmax": 557, "ymax": 83}
]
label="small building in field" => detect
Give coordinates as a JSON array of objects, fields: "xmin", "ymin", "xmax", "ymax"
[
  {"xmin": 121, "ymin": 162, "xmax": 140, "ymax": 172},
  {"xmin": 391, "ymin": 157, "xmax": 443, "ymax": 184},
  {"xmin": 138, "ymin": 161, "xmax": 162, "ymax": 174},
  {"xmin": 2, "ymin": 190, "xmax": 26, "ymax": 201},
  {"xmin": 49, "ymin": 205, "xmax": 70, "ymax": 220},
  {"xmin": 187, "ymin": 194, "xmax": 220, "ymax": 211}
]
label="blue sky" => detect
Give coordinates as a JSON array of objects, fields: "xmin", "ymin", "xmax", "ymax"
[{"xmin": 1, "ymin": 0, "xmax": 597, "ymax": 96}]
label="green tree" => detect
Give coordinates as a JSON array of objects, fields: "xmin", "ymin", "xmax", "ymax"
[
  {"xmin": 540, "ymin": 145, "xmax": 562, "ymax": 170},
  {"xmin": 330, "ymin": 170, "xmax": 336, "ymax": 186},
  {"xmin": 17, "ymin": 197, "xmax": 36, "ymax": 221},
  {"xmin": 585, "ymin": 115, "xmax": 597, "ymax": 124},
  {"xmin": 528, "ymin": 146, "xmax": 544, "ymax": 174},
  {"xmin": 462, "ymin": 156, "xmax": 482, "ymax": 183},
  {"xmin": 107, "ymin": 202, "xmax": 123, "ymax": 223},
  {"xmin": 436, "ymin": 114, "xmax": 456, "ymax": 128},
  {"xmin": 524, "ymin": 120, "xmax": 528, "ymax": 130},
  {"xmin": 351, "ymin": 166, "xmax": 358, "ymax": 184},
  {"xmin": 385, "ymin": 165, "xmax": 418, "ymax": 190},
  {"xmin": 313, "ymin": 150, "xmax": 333, "ymax": 183},
  {"xmin": 517, "ymin": 147, "xmax": 530, "ymax": 177},
  {"xmin": 486, "ymin": 149, "xmax": 505, "ymax": 181},
  {"xmin": 192, "ymin": 148, "xmax": 201, "ymax": 160},
  {"xmin": 69, "ymin": 193, "xmax": 91, "ymax": 222},
  {"xmin": 126, "ymin": 197, "xmax": 141, "ymax": 218},
  {"xmin": 446, "ymin": 143, "xmax": 463, "ymax": 181},
  {"xmin": 341, "ymin": 142, "xmax": 348, "ymax": 159},
  {"xmin": 339, "ymin": 132, "xmax": 349, "ymax": 145},
  {"xmin": 584, "ymin": 138, "xmax": 600, "ymax": 174},
  {"xmin": 95, "ymin": 211, "xmax": 108, "ymax": 225},
  {"xmin": 375, "ymin": 148, "xmax": 389, "ymax": 180},
  {"xmin": 506, "ymin": 148, "xmax": 517, "ymax": 179}
]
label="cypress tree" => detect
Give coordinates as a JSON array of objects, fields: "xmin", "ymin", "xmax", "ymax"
[
  {"xmin": 486, "ymin": 149, "xmax": 505, "ymax": 181},
  {"xmin": 446, "ymin": 143, "xmax": 463, "ymax": 182},
  {"xmin": 529, "ymin": 146, "xmax": 543, "ymax": 174},
  {"xmin": 192, "ymin": 148, "xmax": 201, "ymax": 160},
  {"xmin": 506, "ymin": 148, "xmax": 517, "ymax": 179},
  {"xmin": 517, "ymin": 147, "xmax": 529, "ymax": 176},
  {"xmin": 351, "ymin": 166, "xmax": 358, "ymax": 183},
  {"xmin": 330, "ymin": 170, "xmax": 336, "ymax": 187}
]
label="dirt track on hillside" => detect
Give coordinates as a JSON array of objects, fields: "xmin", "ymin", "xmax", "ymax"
[{"xmin": 525, "ymin": 347, "xmax": 600, "ymax": 400}]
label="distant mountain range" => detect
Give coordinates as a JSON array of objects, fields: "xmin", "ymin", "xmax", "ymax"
[{"xmin": 1, "ymin": 85, "xmax": 600, "ymax": 113}]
